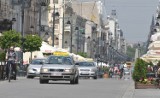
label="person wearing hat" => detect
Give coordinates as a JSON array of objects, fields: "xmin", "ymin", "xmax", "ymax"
[{"xmin": 5, "ymin": 46, "xmax": 18, "ymax": 80}]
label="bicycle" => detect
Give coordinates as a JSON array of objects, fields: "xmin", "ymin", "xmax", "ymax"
[
  {"xmin": 7, "ymin": 62, "xmax": 17, "ymax": 82},
  {"xmin": 8, "ymin": 63, "xmax": 12, "ymax": 82}
]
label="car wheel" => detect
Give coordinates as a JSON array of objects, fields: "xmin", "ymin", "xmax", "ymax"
[
  {"xmin": 27, "ymin": 75, "xmax": 34, "ymax": 79},
  {"xmin": 93, "ymin": 76, "xmax": 97, "ymax": 79},
  {"xmin": 75, "ymin": 76, "xmax": 79, "ymax": 84},
  {"xmin": 40, "ymin": 79, "xmax": 49, "ymax": 84},
  {"xmin": 70, "ymin": 78, "xmax": 75, "ymax": 84}
]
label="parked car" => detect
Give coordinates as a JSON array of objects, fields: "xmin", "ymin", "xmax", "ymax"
[
  {"xmin": 39, "ymin": 55, "xmax": 79, "ymax": 84},
  {"xmin": 27, "ymin": 58, "xmax": 46, "ymax": 79},
  {"xmin": 75, "ymin": 61, "xmax": 98, "ymax": 79},
  {"xmin": 124, "ymin": 68, "xmax": 130, "ymax": 75}
]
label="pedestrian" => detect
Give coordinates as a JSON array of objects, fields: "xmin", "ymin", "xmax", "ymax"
[
  {"xmin": 109, "ymin": 67, "xmax": 113, "ymax": 78},
  {"xmin": 120, "ymin": 67, "xmax": 124, "ymax": 79},
  {"xmin": 5, "ymin": 46, "xmax": 18, "ymax": 80}
]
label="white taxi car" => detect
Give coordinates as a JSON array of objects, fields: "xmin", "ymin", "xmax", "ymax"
[{"xmin": 39, "ymin": 52, "xmax": 79, "ymax": 84}]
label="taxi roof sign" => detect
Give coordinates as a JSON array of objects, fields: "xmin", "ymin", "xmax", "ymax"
[
  {"xmin": 85, "ymin": 58, "xmax": 94, "ymax": 62},
  {"xmin": 53, "ymin": 51, "xmax": 69, "ymax": 56}
]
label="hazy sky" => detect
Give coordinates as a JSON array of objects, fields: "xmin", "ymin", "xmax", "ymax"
[{"xmin": 78, "ymin": 0, "xmax": 159, "ymax": 43}]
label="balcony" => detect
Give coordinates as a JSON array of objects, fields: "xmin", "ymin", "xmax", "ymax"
[{"xmin": 64, "ymin": 25, "xmax": 70, "ymax": 32}]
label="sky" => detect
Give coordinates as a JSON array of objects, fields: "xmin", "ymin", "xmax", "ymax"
[{"xmin": 77, "ymin": 0, "xmax": 159, "ymax": 43}]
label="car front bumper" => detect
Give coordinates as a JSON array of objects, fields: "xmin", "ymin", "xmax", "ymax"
[
  {"xmin": 40, "ymin": 73, "xmax": 75, "ymax": 81},
  {"xmin": 79, "ymin": 71, "xmax": 96, "ymax": 77}
]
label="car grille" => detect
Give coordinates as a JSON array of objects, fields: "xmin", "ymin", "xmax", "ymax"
[
  {"xmin": 80, "ymin": 69, "xmax": 90, "ymax": 71},
  {"xmin": 50, "ymin": 76, "xmax": 63, "ymax": 78},
  {"xmin": 49, "ymin": 69, "xmax": 64, "ymax": 72}
]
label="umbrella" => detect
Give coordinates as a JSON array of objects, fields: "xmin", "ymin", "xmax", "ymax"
[
  {"xmin": 141, "ymin": 53, "xmax": 160, "ymax": 62},
  {"xmin": 40, "ymin": 41, "xmax": 57, "ymax": 53},
  {"xmin": 150, "ymin": 32, "xmax": 160, "ymax": 41},
  {"xmin": 148, "ymin": 41, "xmax": 160, "ymax": 50}
]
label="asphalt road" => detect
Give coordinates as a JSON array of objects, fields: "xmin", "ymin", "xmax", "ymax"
[{"xmin": 0, "ymin": 77, "xmax": 132, "ymax": 98}]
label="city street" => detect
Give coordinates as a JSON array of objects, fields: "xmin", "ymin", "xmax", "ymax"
[{"xmin": 0, "ymin": 77, "xmax": 132, "ymax": 98}]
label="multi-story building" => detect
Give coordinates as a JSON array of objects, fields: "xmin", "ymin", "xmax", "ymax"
[
  {"xmin": 10, "ymin": 0, "xmax": 49, "ymax": 37},
  {"xmin": 72, "ymin": 1, "xmax": 101, "ymax": 57},
  {"xmin": 104, "ymin": 9, "xmax": 127, "ymax": 63},
  {"xmin": 0, "ymin": 0, "xmax": 13, "ymax": 32},
  {"xmin": 47, "ymin": 0, "xmax": 87, "ymax": 53}
]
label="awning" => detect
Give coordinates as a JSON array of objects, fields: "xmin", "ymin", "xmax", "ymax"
[
  {"xmin": 150, "ymin": 32, "xmax": 160, "ymax": 41},
  {"xmin": 148, "ymin": 41, "xmax": 160, "ymax": 50},
  {"xmin": 40, "ymin": 41, "xmax": 57, "ymax": 53}
]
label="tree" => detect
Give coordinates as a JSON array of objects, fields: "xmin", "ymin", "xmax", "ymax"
[
  {"xmin": 0, "ymin": 50, "xmax": 5, "ymax": 61},
  {"xmin": 23, "ymin": 35, "xmax": 42, "ymax": 61},
  {"xmin": 77, "ymin": 52, "xmax": 87, "ymax": 58},
  {"xmin": 0, "ymin": 30, "xmax": 21, "ymax": 50},
  {"xmin": 132, "ymin": 58, "xmax": 147, "ymax": 82},
  {"xmin": 126, "ymin": 45, "xmax": 135, "ymax": 59}
]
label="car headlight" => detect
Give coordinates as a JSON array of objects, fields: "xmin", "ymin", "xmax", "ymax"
[
  {"xmin": 27, "ymin": 68, "xmax": 33, "ymax": 72},
  {"xmin": 41, "ymin": 68, "xmax": 48, "ymax": 73},
  {"xmin": 64, "ymin": 69, "xmax": 74, "ymax": 73}
]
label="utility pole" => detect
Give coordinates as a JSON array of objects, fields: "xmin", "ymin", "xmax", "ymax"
[
  {"xmin": 77, "ymin": 29, "xmax": 79, "ymax": 53},
  {"xmin": 52, "ymin": 4, "xmax": 55, "ymax": 47},
  {"xmin": 38, "ymin": 4, "xmax": 42, "ymax": 37},
  {"xmin": 70, "ymin": 14, "xmax": 73, "ymax": 53},
  {"xmin": 21, "ymin": 0, "xmax": 25, "ymax": 67},
  {"xmin": 62, "ymin": 0, "xmax": 65, "ymax": 48}
]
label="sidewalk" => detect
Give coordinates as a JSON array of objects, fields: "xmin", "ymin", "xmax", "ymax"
[{"xmin": 122, "ymin": 80, "xmax": 160, "ymax": 98}]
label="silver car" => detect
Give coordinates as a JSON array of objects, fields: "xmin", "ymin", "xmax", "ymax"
[
  {"xmin": 39, "ymin": 55, "xmax": 79, "ymax": 84},
  {"xmin": 124, "ymin": 68, "xmax": 130, "ymax": 75},
  {"xmin": 27, "ymin": 58, "xmax": 46, "ymax": 79},
  {"xmin": 75, "ymin": 61, "xmax": 98, "ymax": 79}
]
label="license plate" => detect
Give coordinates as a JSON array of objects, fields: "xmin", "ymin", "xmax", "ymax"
[
  {"xmin": 51, "ymin": 72, "xmax": 62, "ymax": 76},
  {"xmin": 81, "ymin": 72, "xmax": 89, "ymax": 74}
]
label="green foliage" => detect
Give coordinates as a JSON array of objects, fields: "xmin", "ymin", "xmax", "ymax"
[
  {"xmin": 23, "ymin": 34, "xmax": 42, "ymax": 52},
  {"xmin": 77, "ymin": 52, "xmax": 87, "ymax": 58},
  {"xmin": 0, "ymin": 30, "xmax": 21, "ymax": 50},
  {"xmin": 0, "ymin": 50, "xmax": 5, "ymax": 61},
  {"xmin": 157, "ymin": 61, "xmax": 160, "ymax": 67},
  {"xmin": 102, "ymin": 66, "xmax": 109, "ymax": 73},
  {"xmin": 147, "ymin": 62, "xmax": 154, "ymax": 66},
  {"xmin": 132, "ymin": 58, "xmax": 148, "ymax": 82},
  {"xmin": 126, "ymin": 45, "xmax": 135, "ymax": 59}
]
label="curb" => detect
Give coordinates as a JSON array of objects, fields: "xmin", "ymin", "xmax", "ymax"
[{"xmin": 122, "ymin": 81, "xmax": 135, "ymax": 98}]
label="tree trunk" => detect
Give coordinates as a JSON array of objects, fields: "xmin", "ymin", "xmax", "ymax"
[{"xmin": 30, "ymin": 52, "xmax": 32, "ymax": 62}]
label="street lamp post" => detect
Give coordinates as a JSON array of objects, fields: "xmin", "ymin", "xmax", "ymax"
[
  {"xmin": 11, "ymin": 18, "xmax": 16, "ymax": 30},
  {"xmin": 62, "ymin": 0, "xmax": 65, "ymax": 48},
  {"xmin": 20, "ymin": 0, "xmax": 25, "ymax": 67},
  {"xmin": 52, "ymin": 4, "xmax": 56, "ymax": 47},
  {"xmin": 66, "ymin": 14, "xmax": 73, "ymax": 53},
  {"xmin": 52, "ymin": 4, "xmax": 59, "ymax": 47},
  {"xmin": 138, "ymin": 43, "xmax": 141, "ymax": 58},
  {"xmin": 75, "ymin": 27, "xmax": 79, "ymax": 53}
]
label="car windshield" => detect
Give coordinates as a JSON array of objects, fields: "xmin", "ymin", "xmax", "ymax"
[
  {"xmin": 45, "ymin": 56, "xmax": 73, "ymax": 65},
  {"xmin": 76, "ymin": 62, "xmax": 95, "ymax": 67},
  {"xmin": 31, "ymin": 59, "xmax": 46, "ymax": 65}
]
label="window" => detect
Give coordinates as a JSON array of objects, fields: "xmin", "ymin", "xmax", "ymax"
[
  {"xmin": 55, "ymin": 24, "xmax": 59, "ymax": 30},
  {"xmin": 31, "ymin": 59, "xmax": 46, "ymax": 65},
  {"xmin": 45, "ymin": 56, "xmax": 73, "ymax": 65},
  {"xmin": 76, "ymin": 62, "xmax": 95, "ymax": 67},
  {"xmin": 53, "ymin": 0, "xmax": 58, "ymax": 4},
  {"xmin": 55, "ymin": 19, "xmax": 59, "ymax": 24}
]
